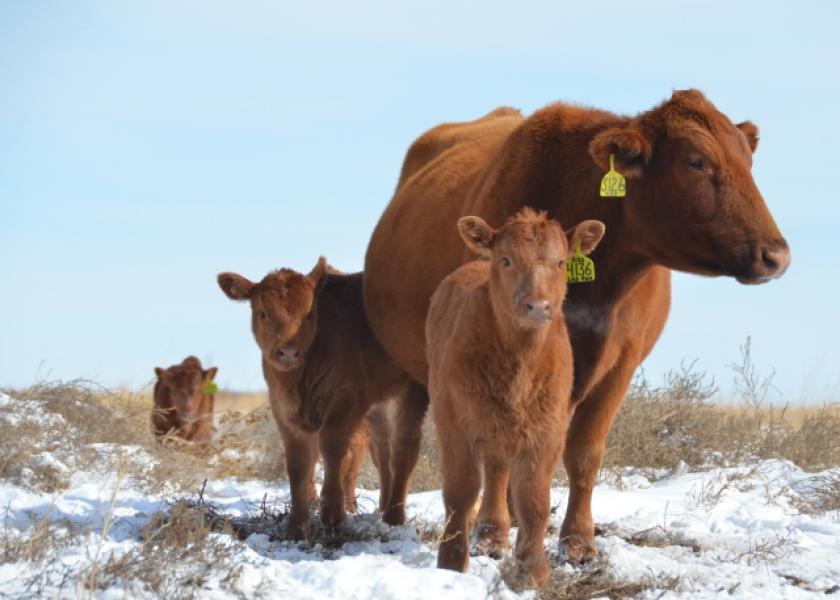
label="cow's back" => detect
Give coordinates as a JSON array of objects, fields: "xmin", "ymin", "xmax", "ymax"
[{"xmin": 365, "ymin": 109, "xmax": 524, "ymax": 382}]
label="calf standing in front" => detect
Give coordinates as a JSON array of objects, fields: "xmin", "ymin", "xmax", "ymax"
[
  {"xmin": 426, "ymin": 208, "xmax": 605, "ymax": 585},
  {"xmin": 218, "ymin": 259, "xmax": 421, "ymax": 539},
  {"xmin": 152, "ymin": 356, "xmax": 218, "ymax": 445}
]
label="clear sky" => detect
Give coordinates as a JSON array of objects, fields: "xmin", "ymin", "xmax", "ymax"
[{"xmin": 2, "ymin": 1, "xmax": 838, "ymax": 403}]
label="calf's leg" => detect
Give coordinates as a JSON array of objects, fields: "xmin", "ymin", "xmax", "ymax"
[
  {"xmin": 341, "ymin": 424, "xmax": 369, "ymax": 513},
  {"xmin": 435, "ymin": 407, "xmax": 480, "ymax": 573},
  {"xmin": 318, "ymin": 415, "xmax": 362, "ymax": 529},
  {"xmin": 383, "ymin": 382, "xmax": 428, "ymax": 525},
  {"xmin": 365, "ymin": 404, "xmax": 393, "ymax": 512},
  {"xmin": 510, "ymin": 443, "xmax": 562, "ymax": 588},
  {"xmin": 281, "ymin": 426, "xmax": 319, "ymax": 541},
  {"xmin": 475, "ymin": 456, "xmax": 511, "ymax": 557}
]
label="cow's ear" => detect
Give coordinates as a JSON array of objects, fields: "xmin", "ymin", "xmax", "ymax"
[
  {"xmin": 307, "ymin": 256, "xmax": 328, "ymax": 293},
  {"xmin": 736, "ymin": 121, "xmax": 759, "ymax": 153},
  {"xmin": 154, "ymin": 367, "xmax": 166, "ymax": 379},
  {"xmin": 566, "ymin": 220, "xmax": 606, "ymax": 257},
  {"xmin": 203, "ymin": 367, "xmax": 218, "ymax": 381},
  {"xmin": 218, "ymin": 272, "xmax": 254, "ymax": 301},
  {"xmin": 457, "ymin": 216, "xmax": 496, "ymax": 258},
  {"xmin": 589, "ymin": 125, "xmax": 652, "ymax": 178}
]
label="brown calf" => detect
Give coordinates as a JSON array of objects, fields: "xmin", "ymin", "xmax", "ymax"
[
  {"xmin": 427, "ymin": 208, "xmax": 605, "ymax": 585},
  {"xmin": 152, "ymin": 356, "xmax": 217, "ymax": 445},
  {"xmin": 217, "ymin": 259, "xmax": 423, "ymax": 539},
  {"xmin": 365, "ymin": 90, "xmax": 789, "ymax": 562}
]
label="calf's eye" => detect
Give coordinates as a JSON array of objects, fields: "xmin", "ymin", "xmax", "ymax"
[
  {"xmin": 501, "ymin": 257, "xmax": 511, "ymax": 268},
  {"xmin": 688, "ymin": 158, "xmax": 704, "ymax": 171},
  {"xmin": 259, "ymin": 310, "xmax": 267, "ymax": 320}
]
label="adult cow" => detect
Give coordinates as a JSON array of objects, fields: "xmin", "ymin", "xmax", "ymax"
[{"xmin": 363, "ymin": 89, "xmax": 789, "ymax": 562}]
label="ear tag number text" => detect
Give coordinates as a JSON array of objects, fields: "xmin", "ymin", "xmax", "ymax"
[
  {"xmin": 566, "ymin": 242, "xmax": 596, "ymax": 283},
  {"xmin": 600, "ymin": 154, "xmax": 626, "ymax": 198}
]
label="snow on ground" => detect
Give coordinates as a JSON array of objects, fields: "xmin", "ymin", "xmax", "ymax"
[{"xmin": 0, "ymin": 391, "xmax": 838, "ymax": 598}]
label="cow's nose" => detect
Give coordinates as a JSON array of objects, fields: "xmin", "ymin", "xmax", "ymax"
[
  {"xmin": 760, "ymin": 242, "xmax": 791, "ymax": 279},
  {"xmin": 524, "ymin": 299, "xmax": 551, "ymax": 322},
  {"xmin": 277, "ymin": 347, "xmax": 300, "ymax": 361}
]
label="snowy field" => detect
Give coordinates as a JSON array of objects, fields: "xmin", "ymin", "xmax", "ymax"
[{"xmin": 1, "ymin": 391, "xmax": 839, "ymax": 598}]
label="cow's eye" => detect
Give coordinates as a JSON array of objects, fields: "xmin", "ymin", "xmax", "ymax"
[
  {"xmin": 501, "ymin": 257, "xmax": 511, "ymax": 268},
  {"xmin": 557, "ymin": 260, "xmax": 565, "ymax": 269},
  {"xmin": 259, "ymin": 310, "xmax": 267, "ymax": 320},
  {"xmin": 306, "ymin": 312, "xmax": 313, "ymax": 321},
  {"xmin": 688, "ymin": 158, "xmax": 704, "ymax": 171}
]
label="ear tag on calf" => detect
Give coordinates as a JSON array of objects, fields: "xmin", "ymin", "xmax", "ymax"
[
  {"xmin": 202, "ymin": 380, "xmax": 219, "ymax": 395},
  {"xmin": 600, "ymin": 154, "xmax": 626, "ymax": 198},
  {"xmin": 566, "ymin": 241, "xmax": 596, "ymax": 283}
]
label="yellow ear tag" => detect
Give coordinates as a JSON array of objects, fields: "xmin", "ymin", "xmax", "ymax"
[
  {"xmin": 202, "ymin": 380, "xmax": 219, "ymax": 395},
  {"xmin": 599, "ymin": 154, "xmax": 626, "ymax": 197},
  {"xmin": 566, "ymin": 241, "xmax": 596, "ymax": 283}
]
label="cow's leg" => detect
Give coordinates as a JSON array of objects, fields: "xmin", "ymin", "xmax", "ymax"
[
  {"xmin": 281, "ymin": 426, "xmax": 319, "ymax": 541},
  {"xmin": 561, "ymin": 356, "xmax": 636, "ymax": 563},
  {"xmin": 474, "ymin": 455, "xmax": 511, "ymax": 557},
  {"xmin": 341, "ymin": 424, "xmax": 369, "ymax": 513},
  {"xmin": 365, "ymin": 405, "xmax": 393, "ymax": 512},
  {"xmin": 436, "ymin": 407, "xmax": 480, "ymax": 573},
  {"xmin": 318, "ymin": 415, "xmax": 362, "ymax": 529},
  {"xmin": 510, "ymin": 442, "xmax": 562, "ymax": 588},
  {"xmin": 383, "ymin": 382, "xmax": 428, "ymax": 525}
]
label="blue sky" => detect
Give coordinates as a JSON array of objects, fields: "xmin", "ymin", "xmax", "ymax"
[{"xmin": 2, "ymin": 1, "xmax": 838, "ymax": 403}]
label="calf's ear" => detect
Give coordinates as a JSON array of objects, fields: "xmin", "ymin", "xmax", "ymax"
[
  {"xmin": 218, "ymin": 272, "xmax": 254, "ymax": 301},
  {"xmin": 736, "ymin": 121, "xmax": 759, "ymax": 153},
  {"xmin": 154, "ymin": 367, "xmax": 165, "ymax": 379},
  {"xmin": 566, "ymin": 220, "xmax": 606, "ymax": 257},
  {"xmin": 457, "ymin": 216, "xmax": 496, "ymax": 258},
  {"xmin": 203, "ymin": 367, "xmax": 218, "ymax": 381},
  {"xmin": 307, "ymin": 256, "xmax": 328, "ymax": 292},
  {"xmin": 589, "ymin": 125, "xmax": 652, "ymax": 178}
]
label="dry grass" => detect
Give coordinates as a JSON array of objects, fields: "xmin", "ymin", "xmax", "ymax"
[
  {"xmin": 0, "ymin": 379, "xmax": 284, "ymax": 496},
  {"xmin": 604, "ymin": 339, "xmax": 840, "ymax": 473}
]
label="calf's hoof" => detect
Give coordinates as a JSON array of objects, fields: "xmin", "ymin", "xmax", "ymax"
[
  {"xmin": 561, "ymin": 533, "xmax": 597, "ymax": 564},
  {"xmin": 285, "ymin": 517, "xmax": 309, "ymax": 541},
  {"xmin": 513, "ymin": 553, "xmax": 549, "ymax": 588},
  {"xmin": 320, "ymin": 501, "xmax": 347, "ymax": 528},
  {"xmin": 437, "ymin": 540, "xmax": 469, "ymax": 573},
  {"xmin": 382, "ymin": 503, "xmax": 406, "ymax": 526},
  {"xmin": 474, "ymin": 521, "xmax": 509, "ymax": 558}
]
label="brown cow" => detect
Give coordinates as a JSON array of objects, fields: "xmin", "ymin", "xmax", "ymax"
[
  {"xmin": 217, "ymin": 259, "xmax": 423, "ymax": 539},
  {"xmin": 427, "ymin": 208, "xmax": 605, "ymax": 585},
  {"xmin": 364, "ymin": 90, "xmax": 789, "ymax": 562},
  {"xmin": 152, "ymin": 356, "xmax": 217, "ymax": 445}
]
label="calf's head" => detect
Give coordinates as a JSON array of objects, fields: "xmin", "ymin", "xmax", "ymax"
[
  {"xmin": 458, "ymin": 208, "xmax": 605, "ymax": 329},
  {"xmin": 588, "ymin": 89, "xmax": 789, "ymax": 284},
  {"xmin": 154, "ymin": 356, "xmax": 217, "ymax": 420},
  {"xmin": 217, "ymin": 258, "xmax": 327, "ymax": 372}
]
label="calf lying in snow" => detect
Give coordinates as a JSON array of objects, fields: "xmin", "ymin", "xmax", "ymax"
[
  {"xmin": 426, "ymin": 208, "xmax": 605, "ymax": 585},
  {"xmin": 152, "ymin": 356, "xmax": 218, "ymax": 445},
  {"xmin": 218, "ymin": 259, "xmax": 422, "ymax": 539}
]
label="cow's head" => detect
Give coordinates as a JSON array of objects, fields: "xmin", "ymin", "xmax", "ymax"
[
  {"xmin": 458, "ymin": 208, "xmax": 605, "ymax": 329},
  {"xmin": 588, "ymin": 89, "xmax": 789, "ymax": 284},
  {"xmin": 217, "ymin": 258, "xmax": 326, "ymax": 372},
  {"xmin": 154, "ymin": 356, "xmax": 217, "ymax": 421}
]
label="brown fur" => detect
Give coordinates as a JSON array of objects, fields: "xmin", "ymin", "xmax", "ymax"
[
  {"xmin": 427, "ymin": 209, "xmax": 604, "ymax": 585},
  {"xmin": 152, "ymin": 356, "xmax": 217, "ymax": 445},
  {"xmin": 217, "ymin": 259, "xmax": 424, "ymax": 539},
  {"xmin": 364, "ymin": 90, "xmax": 789, "ymax": 561}
]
